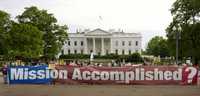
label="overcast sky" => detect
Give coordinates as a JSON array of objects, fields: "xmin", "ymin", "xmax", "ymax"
[{"xmin": 0, "ymin": 0, "xmax": 175, "ymax": 49}]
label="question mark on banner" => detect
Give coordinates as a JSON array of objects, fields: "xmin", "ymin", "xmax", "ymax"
[{"xmin": 185, "ymin": 67, "xmax": 197, "ymax": 83}]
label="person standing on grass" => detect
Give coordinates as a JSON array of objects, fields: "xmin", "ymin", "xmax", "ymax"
[{"xmin": 1, "ymin": 64, "xmax": 8, "ymax": 84}]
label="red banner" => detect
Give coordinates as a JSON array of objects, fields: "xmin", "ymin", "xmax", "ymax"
[{"xmin": 54, "ymin": 66, "xmax": 198, "ymax": 85}]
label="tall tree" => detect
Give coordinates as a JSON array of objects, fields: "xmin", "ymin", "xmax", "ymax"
[
  {"xmin": 17, "ymin": 6, "xmax": 68, "ymax": 59},
  {"xmin": 146, "ymin": 36, "xmax": 170, "ymax": 57},
  {"xmin": 8, "ymin": 23, "xmax": 43, "ymax": 59},
  {"xmin": 166, "ymin": 0, "xmax": 200, "ymax": 64},
  {"xmin": 0, "ymin": 10, "xmax": 11, "ymax": 56}
]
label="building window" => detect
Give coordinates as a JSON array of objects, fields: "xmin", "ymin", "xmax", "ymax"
[
  {"xmin": 122, "ymin": 41, "xmax": 125, "ymax": 46},
  {"xmin": 115, "ymin": 49, "xmax": 118, "ymax": 55},
  {"xmin": 74, "ymin": 41, "xmax": 77, "ymax": 46},
  {"xmin": 81, "ymin": 41, "xmax": 84, "ymax": 46},
  {"xmin": 136, "ymin": 41, "xmax": 138, "ymax": 46},
  {"xmin": 129, "ymin": 41, "xmax": 131, "ymax": 46},
  {"xmin": 122, "ymin": 49, "xmax": 125, "ymax": 55},
  {"xmin": 81, "ymin": 49, "xmax": 84, "ymax": 54},
  {"xmin": 129, "ymin": 50, "xmax": 131, "ymax": 55},
  {"xmin": 68, "ymin": 41, "xmax": 70, "ymax": 46},
  {"xmin": 68, "ymin": 49, "xmax": 71, "ymax": 54},
  {"xmin": 115, "ymin": 41, "xmax": 118, "ymax": 46},
  {"xmin": 74, "ymin": 50, "xmax": 77, "ymax": 54}
]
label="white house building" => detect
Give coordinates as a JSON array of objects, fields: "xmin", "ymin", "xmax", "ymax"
[{"xmin": 62, "ymin": 28, "xmax": 142, "ymax": 55}]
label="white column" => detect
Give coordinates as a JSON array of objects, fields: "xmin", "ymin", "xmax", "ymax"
[
  {"xmin": 110, "ymin": 38, "xmax": 113, "ymax": 54},
  {"xmin": 93, "ymin": 38, "xmax": 96, "ymax": 54},
  {"xmin": 84, "ymin": 38, "xmax": 88, "ymax": 54},
  {"xmin": 101, "ymin": 38, "xmax": 105, "ymax": 55}
]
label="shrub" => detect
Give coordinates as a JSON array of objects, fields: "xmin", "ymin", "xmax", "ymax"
[
  {"xmin": 125, "ymin": 53, "xmax": 143, "ymax": 63},
  {"xmin": 59, "ymin": 53, "xmax": 143, "ymax": 63},
  {"xmin": 59, "ymin": 54, "xmax": 90, "ymax": 59}
]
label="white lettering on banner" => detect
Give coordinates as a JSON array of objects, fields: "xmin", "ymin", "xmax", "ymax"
[
  {"xmin": 10, "ymin": 68, "xmax": 24, "ymax": 80},
  {"xmin": 135, "ymin": 68, "xmax": 140, "ymax": 80},
  {"xmin": 145, "ymin": 71, "xmax": 154, "ymax": 80},
  {"xmin": 72, "ymin": 68, "xmax": 82, "ymax": 80},
  {"xmin": 82, "ymin": 71, "xmax": 91, "ymax": 80},
  {"xmin": 10, "ymin": 67, "xmax": 197, "ymax": 84},
  {"xmin": 173, "ymin": 69, "xmax": 182, "ymax": 80},
  {"xmin": 154, "ymin": 68, "xmax": 164, "ymax": 80},
  {"xmin": 140, "ymin": 68, "xmax": 145, "ymax": 80},
  {"xmin": 100, "ymin": 71, "xmax": 110, "ymax": 80},
  {"xmin": 91, "ymin": 71, "xmax": 100, "ymax": 80},
  {"xmin": 164, "ymin": 71, "xmax": 172, "ymax": 80},
  {"xmin": 110, "ymin": 71, "xmax": 124, "ymax": 81},
  {"xmin": 37, "ymin": 70, "xmax": 45, "ymax": 79},
  {"xmin": 50, "ymin": 70, "xmax": 58, "ymax": 79},
  {"xmin": 125, "ymin": 71, "xmax": 134, "ymax": 83},
  {"xmin": 9, "ymin": 68, "xmax": 67, "ymax": 80},
  {"xmin": 29, "ymin": 70, "xmax": 37, "ymax": 79},
  {"xmin": 185, "ymin": 67, "xmax": 198, "ymax": 83},
  {"xmin": 71, "ymin": 68, "xmax": 183, "ymax": 83},
  {"xmin": 59, "ymin": 70, "xmax": 68, "ymax": 79},
  {"xmin": 24, "ymin": 68, "xmax": 28, "ymax": 79}
]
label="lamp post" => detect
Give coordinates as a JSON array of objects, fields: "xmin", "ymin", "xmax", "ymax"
[
  {"xmin": 173, "ymin": 26, "xmax": 181, "ymax": 64},
  {"xmin": 174, "ymin": 27, "xmax": 181, "ymax": 65},
  {"xmin": 176, "ymin": 31, "xmax": 179, "ymax": 65}
]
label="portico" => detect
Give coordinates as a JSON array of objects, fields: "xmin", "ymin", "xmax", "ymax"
[
  {"xmin": 63, "ymin": 28, "xmax": 142, "ymax": 55},
  {"xmin": 85, "ymin": 37, "xmax": 110, "ymax": 55}
]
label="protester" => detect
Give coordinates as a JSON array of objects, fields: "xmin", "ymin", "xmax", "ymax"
[
  {"xmin": 98, "ymin": 63, "xmax": 103, "ymax": 67},
  {"xmin": 1, "ymin": 64, "xmax": 8, "ymax": 84},
  {"xmin": 48, "ymin": 63, "xmax": 56, "ymax": 85}
]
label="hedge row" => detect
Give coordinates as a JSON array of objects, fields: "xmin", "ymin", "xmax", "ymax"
[{"xmin": 59, "ymin": 53, "xmax": 143, "ymax": 63}]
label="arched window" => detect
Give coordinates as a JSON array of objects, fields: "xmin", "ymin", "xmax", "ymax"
[
  {"xmin": 68, "ymin": 41, "xmax": 70, "ymax": 46},
  {"xmin": 122, "ymin": 41, "xmax": 125, "ymax": 46},
  {"xmin": 136, "ymin": 41, "xmax": 138, "ymax": 46},
  {"xmin": 81, "ymin": 41, "xmax": 84, "ymax": 46},
  {"xmin": 74, "ymin": 41, "xmax": 77, "ymax": 46}
]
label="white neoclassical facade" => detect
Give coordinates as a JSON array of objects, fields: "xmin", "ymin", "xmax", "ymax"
[{"xmin": 62, "ymin": 28, "xmax": 142, "ymax": 55}]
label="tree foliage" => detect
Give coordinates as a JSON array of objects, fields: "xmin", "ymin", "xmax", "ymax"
[
  {"xmin": 166, "ymin": 0, "xmax": 200, "ymax": 64},
  {"xmin": 8, "ymin": 23, "xmax": 43, "ymax": 59},
  {"xmin": 17, "ymin": 6, "xmax": 68, "ymax": 59},
  {"xmin": 0, "ymin": 6, "xmax": 68, "ymax": 61},
  {"xmin": 0, "ymin": 10, "xmax": 11, "ymax": 55},
  {"xmin": 146, "ymin": 36, "xmax": 170, "ymax": 57}
]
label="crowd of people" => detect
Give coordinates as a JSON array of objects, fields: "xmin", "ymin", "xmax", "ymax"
[{"xmin": 66, "ymin": 60, "xmax": 143, "ymax": 67}]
